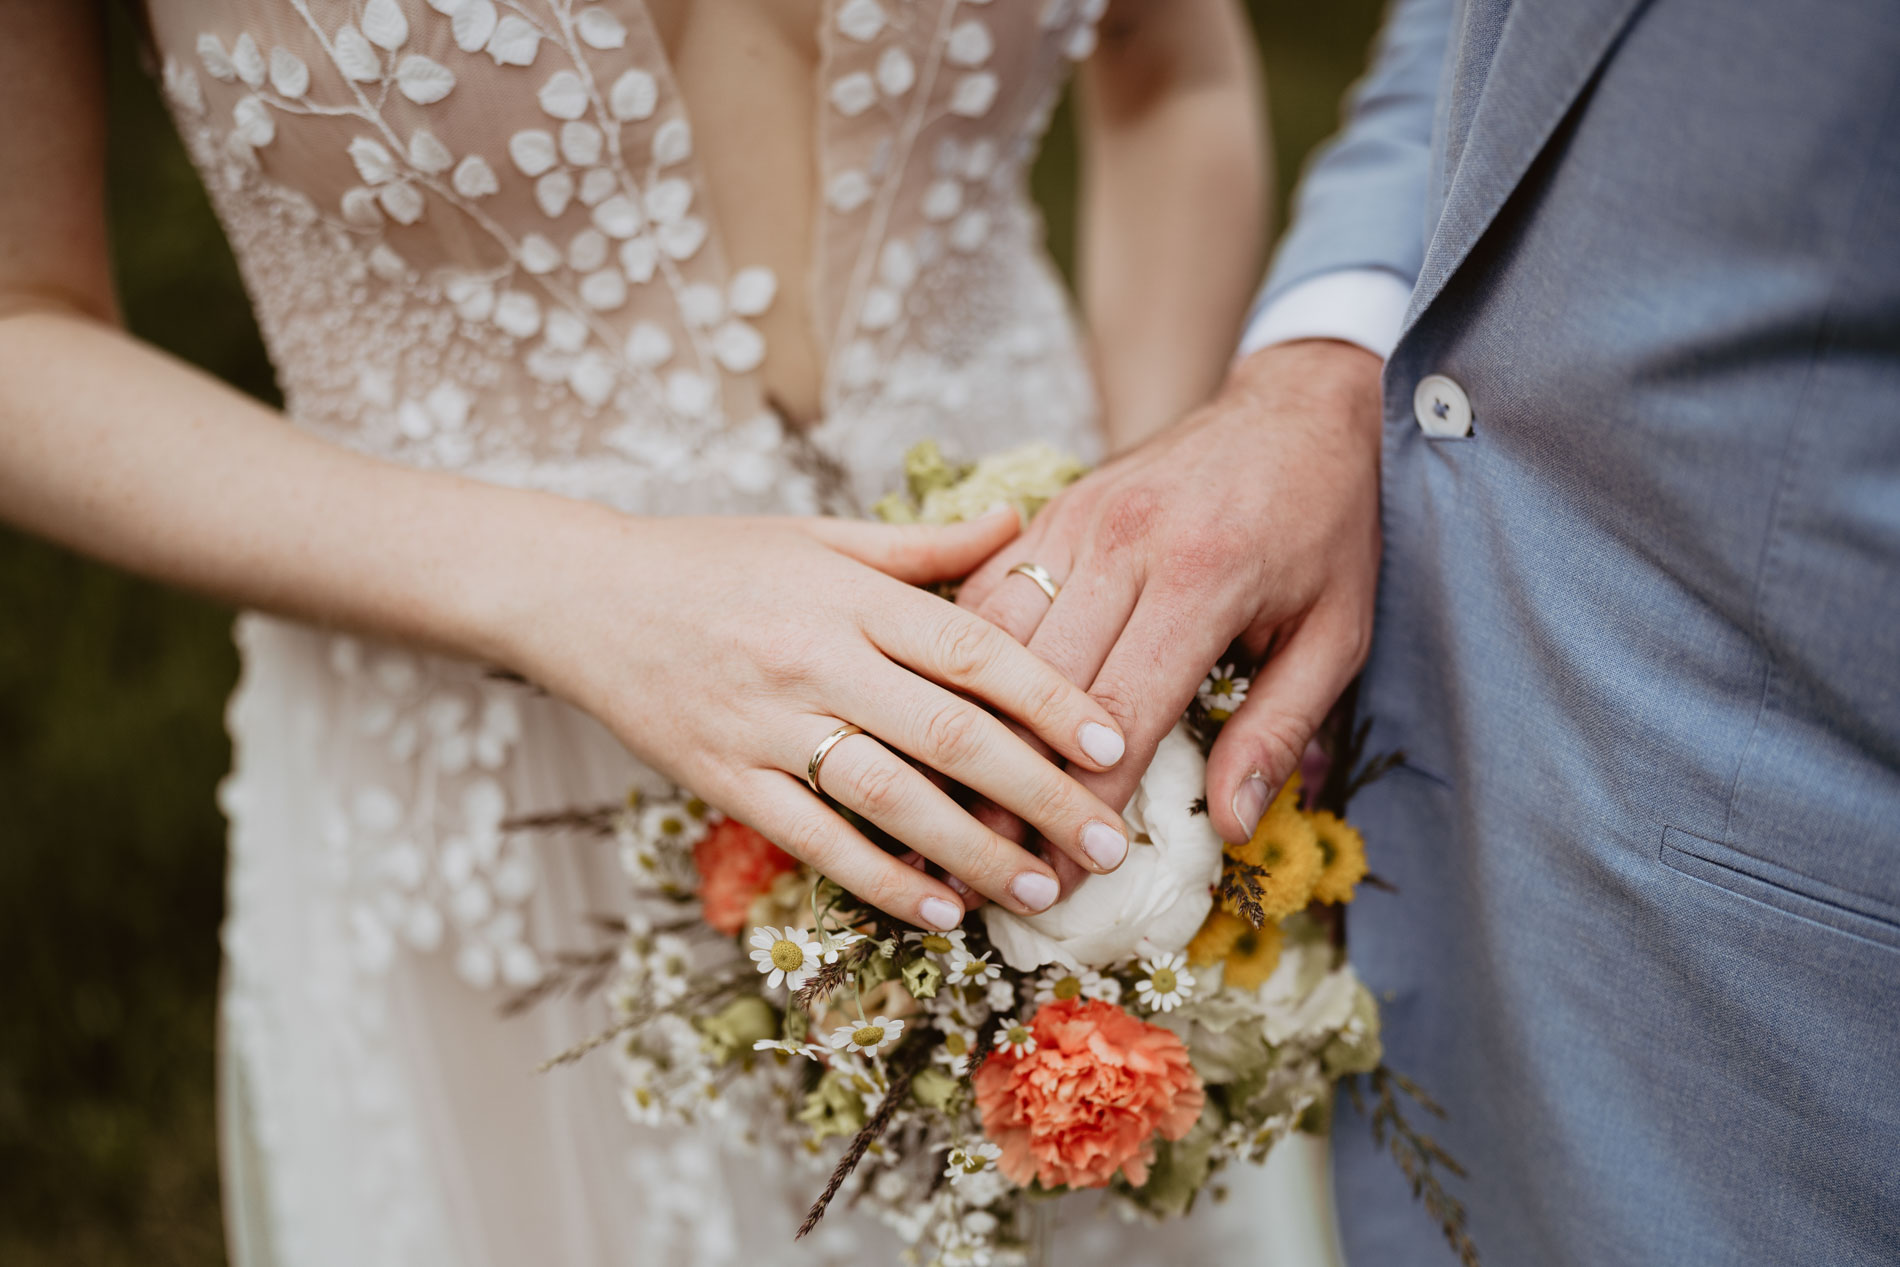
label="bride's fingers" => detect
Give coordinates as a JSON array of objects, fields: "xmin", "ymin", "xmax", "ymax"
[
  {"xmin": 803, "ymin": 727, "xmax": 1062, "ymax": 914},
  {"xmin": 867, "ymin": 590, "xmax": 1127, "ymax": 773},
  {"xmin": 796, "ymin": 506, "xmax": 1020, "ymax": 585},
  {"xmin": 737, "ymin": 770, "xmax": 967, "ymax": 931},
  {"xmin": 845, "ymin": 667, "xmax": 1131, "ymax": 878}
]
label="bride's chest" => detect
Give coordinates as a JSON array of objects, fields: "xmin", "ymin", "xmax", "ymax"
[{"xmin": 141, "ymin": 0, "xmax": 1104, "ymax": 461}]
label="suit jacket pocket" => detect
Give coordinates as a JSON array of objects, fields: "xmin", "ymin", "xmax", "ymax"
[{"xmin": 1661, "ymin": 826, "xmax": 1900, "ymax": 953}]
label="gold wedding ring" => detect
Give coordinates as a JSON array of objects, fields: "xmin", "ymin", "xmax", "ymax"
[
  {"xmin": 1007, "ymin": 561, "xmax": 1061, "ymax": 602},
  {"xmin": 806, "ymin": 723, "xmax": 865, "ymax": 796}
]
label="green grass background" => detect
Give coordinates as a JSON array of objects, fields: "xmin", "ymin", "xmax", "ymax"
[{"xmin": 0, "ymin": 3, "xmax": 1383, "ymax": 1261}]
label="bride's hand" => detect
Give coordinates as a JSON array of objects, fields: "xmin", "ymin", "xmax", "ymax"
[{"xmin": 496, "ymin": 505, "xmax": 1133, "ymax": 930}]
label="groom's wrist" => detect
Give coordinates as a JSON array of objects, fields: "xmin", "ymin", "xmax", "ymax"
[
  {"xmin": 1238, "ymin": 267, "xmax": 1413, "ymax": 363},
  {"xmin": 1227, "ymin": 338, "xmax": 1384, "ymax": 432}
]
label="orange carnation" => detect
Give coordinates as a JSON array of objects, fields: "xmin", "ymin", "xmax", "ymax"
[
  {"xmin": 973, "ymin": 997, "xmax": 1204, "ymax": 1191},
  {"xmin": 692, "ymin": 818, "xmax": 800, "ymax": 936}
]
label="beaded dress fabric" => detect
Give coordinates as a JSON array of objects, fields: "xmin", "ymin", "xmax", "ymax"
[{"xmin": 137, "ymin": 2, "xmax": 1332, "ymax": 1263}]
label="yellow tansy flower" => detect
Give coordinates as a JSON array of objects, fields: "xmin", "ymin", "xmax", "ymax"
[
  {"xmin": 1307, "ymin": 810, "xmax": 1369, "ymax": 905},
  {"xmin": 1187, "ymin": 907, "xmax": 1248, "ymax": 966},
  {"xmin": 1187, "ymin": 909, "xmax": 1283, "ymax": 989},
  {"xmin": 1225, "ymin": 776, "xmax": 1324, "ymax": 922},
  {"xmin": 1221, "ymin": 920, "xmax": 1284, "ymax": 990}
]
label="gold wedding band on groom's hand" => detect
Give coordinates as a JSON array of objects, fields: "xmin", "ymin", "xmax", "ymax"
[
  {"xmin": 1007, "ymin": 561, "xmax": 1061, "ymax": 602},
  {"xmin": 806, "ymin": 723, "xmax": 865, "ymax": 797}
]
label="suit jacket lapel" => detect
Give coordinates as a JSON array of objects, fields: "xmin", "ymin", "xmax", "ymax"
[{"xmin": 1404, "ymin": 0, "xmax": 1655, "ymax": 334}]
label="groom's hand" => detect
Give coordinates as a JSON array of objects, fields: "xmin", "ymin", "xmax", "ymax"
[{"xmin": 959, "ymin": 339, "xmax": 1383, "ymax": 847}]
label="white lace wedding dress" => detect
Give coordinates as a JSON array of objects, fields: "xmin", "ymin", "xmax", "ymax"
[{"xmin": 139, "ymin": 2, "xmax": 1341, "ymax": 1263}]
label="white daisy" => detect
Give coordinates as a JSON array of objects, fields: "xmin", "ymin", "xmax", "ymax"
[
  {"xmin": 944, "ymin": 1140, "xmax": 1003, "ymax": 1184},
  {"xmin": 946, "ymin": 948, "xmax": 1000, "ymax": 988},
  {"xmin": 992, "ymin": 1018, "xmax": 1036, "ymax": 1058},
  {"xmin": 1134, "ymin": 951, "xmax": 1196, "ymax": 1013},
  {"xmin": 748, "ymin": 925, "xmax": 820, "ymax": 990},
  {"xmin": 1032, "ymin": 965, "xmax": 1120, "ymax": 1006},
  {"xmin": 932, "ymin": 1023, "xmax": 978, "ymax": 1074},
  {"xmin": 829, "ymin": 1014, "xmax": 906, "ymax": 1055},
  {"xmin": 1197, "ymin": 662, "xmax": 1251, "ymax": 721},
  {"xmin": 821, "ymin": 928, "xmax": 867, "ymax": 963},
  {"xmin": 753, "ymin": 1037, "xmax": 824, "ymax": 1060},
  {"xmin": 985, "ymin": 977, "xmax": 1018, "ymax": 1012},
  {"xmin": 644, "ymin": 932, "xmax": 692, "ymax": 1005},
  {"xmin": 903, "ymin": 927, "xmax": 968, "ymax": 962}
]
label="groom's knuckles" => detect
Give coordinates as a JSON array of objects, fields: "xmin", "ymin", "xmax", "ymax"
[{"xmin": 1095, "ymin": 483, "xmax": 1165, "ymax": 555}]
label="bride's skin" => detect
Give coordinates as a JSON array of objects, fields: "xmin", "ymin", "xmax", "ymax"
[{"xmin": 0, "ymin": 2, "xmax": 1264, "ymax": 928}]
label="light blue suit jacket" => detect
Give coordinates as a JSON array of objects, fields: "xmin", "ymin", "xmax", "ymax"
[{"xmin": 1258, "ymin": 1, "xmax": 1900, "ymax": 1262}]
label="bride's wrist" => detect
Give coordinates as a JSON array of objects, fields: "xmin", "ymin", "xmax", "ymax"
[{"xmin": 432, "ymin": 484, "xmax": 648, "ymax": 681}]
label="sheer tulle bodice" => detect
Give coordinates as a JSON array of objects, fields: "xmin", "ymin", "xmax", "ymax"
[{"xmin": 146, "ymin": 0, "xmax": 1103, "ymax": 514}]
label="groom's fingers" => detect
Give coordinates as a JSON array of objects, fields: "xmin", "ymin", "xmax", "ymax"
[
  {"xmin": 1203, "ymin": 609, "xmax": 1368, "ymax": 845},
  {"xmin": 963, "ymin": 539, "xmax": 1075, "ymax": 646},
  {"xmin": 962, "ymin": 556, "xmax": 1140, "ymax": 839},
  {"xmin": 1019, "ymin": 559, "xmax": 1141, "ymax": 694},
  {"xmin": 1069, "ymin": 597, "xmax": 1231, "ymax": 814}
]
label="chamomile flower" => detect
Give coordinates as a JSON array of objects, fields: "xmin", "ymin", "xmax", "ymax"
[
  {"xmin": 644, "ymin": 932, "xmax": 692, "ymax": 1005},
  {"xmin": 829, "ymin": 1014, "xmax": 906, "ymax": 1055},
  {"xmin": 985, "ymin": 977, "xmax": 1018, "ymax": 1012},
  {"xmin": 1032, "ymin": 965, "xmax": 1120, "ymax": 1006},
  {"xmin": 821, "ymin": 929, "xmax": 866, "ymax": 963},
  {"xmin": 753, "ymin": 1037, "xmax": 824, "ymax": 1060},
  {"xmin": 1197, "ymin": 662, "xmax": 1251, "ymax": 721},
  {"xmin": 945, "ymin": 948, "xmax": 1001, "ymax": 988},
  {"xmin": 933, "ymin": 1023, "xmax": 978, "ymax": 1075},
  {"xmin": 748, "ymin": 925, "xmax": 820, "ymax": 990},
  {"xmin": 904, "ymin": 927, "xmax": 968, "ymax": 962},
  {"xmin": 1134, "ymin": 951, "xmax": 1196, "ymax": 1013},
  {"xmin": 944, "ymin": 1140, "xmax": 1003, "ymax": 1184},
  {"xmin": 992, "ymin": 1018, "xmax": 1036, "ymax": 1058},
  {"xmin": 639, "ymin": 798, "xmax": 708, "ymax": 852}
]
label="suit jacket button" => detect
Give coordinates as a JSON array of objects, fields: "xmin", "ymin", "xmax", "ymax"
[{"xmin": 1413, "ymin": 374, "xmax": 1473, "ymax": 438}]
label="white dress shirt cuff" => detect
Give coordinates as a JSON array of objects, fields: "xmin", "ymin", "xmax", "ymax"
[{"xmin": 1237, "ymin": 268, "xmax": 1415, "ymax": 363}]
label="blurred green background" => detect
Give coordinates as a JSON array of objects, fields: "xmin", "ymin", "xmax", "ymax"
[{"xmin": 0, "ymin": 3, "xmax": 1383, "ymax": 1262}]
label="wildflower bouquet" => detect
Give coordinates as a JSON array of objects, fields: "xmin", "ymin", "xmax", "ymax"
[{"xmin": 518, "ymin": 445, "xmax": 1473, "ymax": 1266}]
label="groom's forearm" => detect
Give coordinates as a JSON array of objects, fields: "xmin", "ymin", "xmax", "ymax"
[{"xmin": 1251, "ymin": 0, "xmax": 1453, "ymax": 315}]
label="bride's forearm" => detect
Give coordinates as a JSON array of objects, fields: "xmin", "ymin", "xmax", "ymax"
[
  {"xmin": 1077, "ymin": 0, "xmax": 1268, "ymax": 452},
  {"xmin": 0, "ymin": 303, "xmax": 606, "ymax": 667}
]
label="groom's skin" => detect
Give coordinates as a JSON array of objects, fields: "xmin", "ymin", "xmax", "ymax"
[{"xmin": 958, "ymin": 337, "xmax": 1383, "ymax": 855}]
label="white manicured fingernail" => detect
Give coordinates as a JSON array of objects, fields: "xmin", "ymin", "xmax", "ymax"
[
  {"xmin": 1009, "ymin": 871, "xmax": 1060, "ymax": 912},
  {"xmin": 1081, "ymin": 822, "xmax": 1127, "ymax": 871},
  {"xmin": 1233, "ymin": 773, "xmax": 1272, "ymax": 840},
  {"xmin": 1079, "ymin": 722, "xmax": 1124, "ymax": 767},
  {"xmin": 920, "ymin": 896, "xmax": 964, "ymax": 930}
]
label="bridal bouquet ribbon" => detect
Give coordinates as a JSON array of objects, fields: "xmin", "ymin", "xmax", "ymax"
[{"xmin": 519, "ymin": 444, "xmax": 1471, "ymax": 1266}]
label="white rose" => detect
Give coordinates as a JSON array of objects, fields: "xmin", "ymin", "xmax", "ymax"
[
  {"xmin": 1260, "ymin": 947, "xmax": 1363, "ymax": 1046},
  {"xmin": 984, "ymin": 724, "xmax": 1222, "ymax": 971}
]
